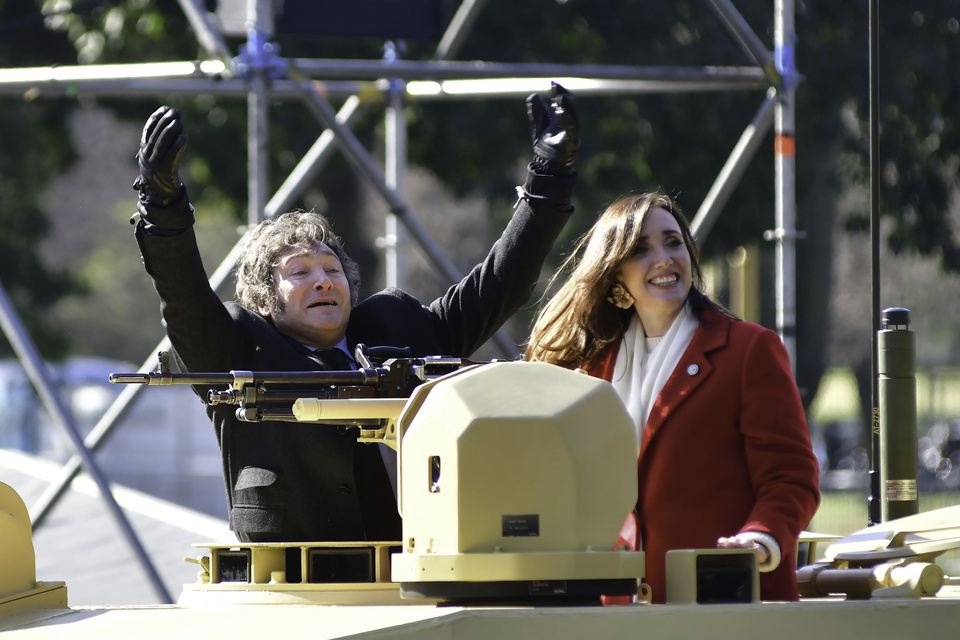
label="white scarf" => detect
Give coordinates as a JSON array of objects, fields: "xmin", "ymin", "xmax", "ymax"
[{"xmin": 612, "ymin": 303, "xmax": 699, "ymax": 452}]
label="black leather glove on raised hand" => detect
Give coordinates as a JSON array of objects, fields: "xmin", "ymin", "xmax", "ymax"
[
  {"xmin": 527, "ymin": 82, "xmax": 580, "ymax": 176},
  {"xmin": 134, "ymin": 105, "xmax": 187, "ymax": 206},
  {"xmin": 132, "ymin": 106, "xmax": 193, "ymax": 233}
]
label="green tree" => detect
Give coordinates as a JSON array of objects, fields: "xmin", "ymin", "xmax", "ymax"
[
  {"xmin": 0, "ymin": 0, "xmax": 86, "ymax": 360},
  {"xmin": 795, "ymin": 3, "xmax": 960, "ymax": 437}
]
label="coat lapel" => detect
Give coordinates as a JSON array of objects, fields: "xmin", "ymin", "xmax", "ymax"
[
  {"xmin": 638, "ymin": 309, "xmax": 730, "ymax": 459},
  {"xmin": 584, "ymin": 308, "xmax": 733, "ymax": 457}
]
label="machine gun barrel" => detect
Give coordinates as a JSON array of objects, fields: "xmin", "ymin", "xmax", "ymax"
[
  {"xmin": 108, "ymin": 351, "xmax": 478, "ymax": 432},
  {"xmin": 108, "ymin": 371, "xmax": 235, "ymax": 386},
  {"xmin": 109, "ymin": 369, "xmax": 379, "ymax": 387}
]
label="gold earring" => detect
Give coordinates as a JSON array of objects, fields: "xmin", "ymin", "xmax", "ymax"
[{"xmin": 607, "ymin": 282, "xmax": 635, "ymax": 309}]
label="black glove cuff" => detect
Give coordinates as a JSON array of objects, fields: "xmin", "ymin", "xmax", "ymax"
[
  {"xmin": 518, "ymin": 166, "xmax": 577, "ymax": 208},
  {"xmin": 131, "ymin": 183, "xmax": 195, "ymax": 235},
  {"xmin": 132, "ymin": 173, "xmax": 184, "ymax": 207},
  {"xmin": 530, "ymin": 154, "xmax": 574, "ymax": 176}
]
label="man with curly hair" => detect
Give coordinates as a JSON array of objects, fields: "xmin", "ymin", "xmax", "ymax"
[{"xmin": 131, "ymin": 85, "xmax": 579, "ymax": 544}]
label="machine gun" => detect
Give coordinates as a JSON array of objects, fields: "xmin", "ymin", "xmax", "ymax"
[{"xmin": 109, "ymin": 345, "xmax": 476, "ymax": 449}]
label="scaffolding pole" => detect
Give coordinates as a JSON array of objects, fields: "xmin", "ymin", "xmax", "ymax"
[
  {"xmin": 176, "ymin": 0, "xmax": 234, "ymax": 62},
  {"xmin": 692, "ymin": 87, "xmax": 777, "ymax": 242},
  {"xmin": 0, "ymin": 63, "xmax": 768, "ymax": 98},
  {"xmin": 244, "ymin": 0, "xmax": 274, "ymax": 224},
  {"xmin": 384, "ymin": 43, "xmax": 408, "ymax": 290},
  {"xmin": 434, "ymin": 0, "xmax": 490, "ymax": 61},
  {"xmin": 773, "ymin": 0, "xmax": 799, "ymax": 371},
  {"xmin": 706, "ymin": 0, "xmax": 778, "ymax": 80}
]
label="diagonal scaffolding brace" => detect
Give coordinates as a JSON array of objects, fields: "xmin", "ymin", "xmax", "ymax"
[{"xmin": 0, "ymin": 281, "xmax": 173, "ymax": 603}]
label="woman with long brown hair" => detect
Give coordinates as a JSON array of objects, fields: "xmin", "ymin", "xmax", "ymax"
[{"xmin": 527, "ymin": 193, "xmax": 819, "ymax": 603}]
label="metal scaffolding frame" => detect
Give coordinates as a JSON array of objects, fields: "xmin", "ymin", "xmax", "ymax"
[{"xmin": 0, "ymin": 0, "xmax": 798, "ymax": 603}]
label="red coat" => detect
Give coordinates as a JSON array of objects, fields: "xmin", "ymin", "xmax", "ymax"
[{"xmin": 586, "ymin": 308, "xmax": 820, "ymax": 603}]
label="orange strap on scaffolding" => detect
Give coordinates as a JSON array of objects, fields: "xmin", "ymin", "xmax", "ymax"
[{"xmin": 775, "ymin": 133, "xmax": 795, "ymax": 157}]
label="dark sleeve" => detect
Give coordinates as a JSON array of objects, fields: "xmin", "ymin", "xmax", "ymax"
[
  {"xmin": 134, "ymin": 192, "xmax": 250, "ymax": 373},
  {"xmin": 425, "ymin": 169, "xmax": 575, "ymax": 357}
]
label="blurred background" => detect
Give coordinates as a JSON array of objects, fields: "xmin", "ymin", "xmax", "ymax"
[{"xmin": 2, "ymin": 0, "xmax": 960, "ymax": 601}]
